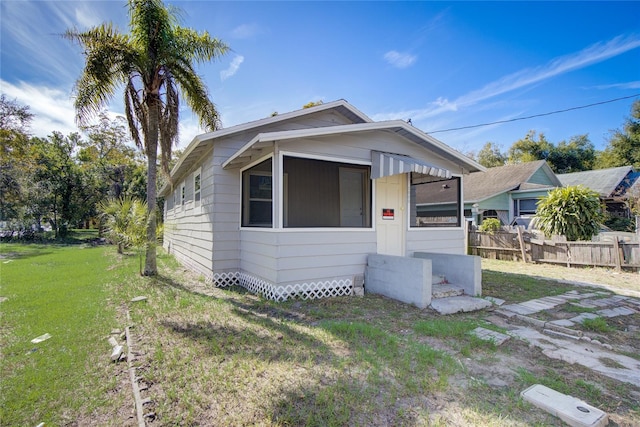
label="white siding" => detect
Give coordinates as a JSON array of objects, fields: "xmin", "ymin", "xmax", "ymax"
[
  {"xmin": 406, "ymin": 228, "xmax": 465, "ymax": 255},
  {"xmin": 164, "ymin": 106, "xmax": 466, "ymax": 295},
  {"xmin": 164, "ymin": 150, "xmax": 215, "ymax": 279},
  {"xmin": 239, "ymin": 230, "xmax": 376, "ymax": 286}
]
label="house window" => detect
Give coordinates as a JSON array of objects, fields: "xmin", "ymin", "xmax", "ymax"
[
  {"xmin": 514, "ymin": 198, "xmax": 538, "ymax": 216},
  {"xmin": 410, "ymin": 175, "xmax": 461, "ymax": 227},
  {"xmin": 180, "ymin": 184, "xmax": 185, "ymax": 206},
  {"xmin": 481, "ymin": 210, "xmax": 498, "ymax": 220},
  {"xmin": 194, "ymin": 169, "xmax": 201, "ymax": 206},
  {"xmin": 242, "ymin": 158, "xmax": 272, "ymax": 227},
  {"xmin": 283, "ymin": 156, "xmax": 371, "ymax": 228}
]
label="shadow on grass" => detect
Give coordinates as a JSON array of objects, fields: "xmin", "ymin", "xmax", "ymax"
[{"xmin": 482, "ymin": 269, "xmax": 577, "ymax": 303}]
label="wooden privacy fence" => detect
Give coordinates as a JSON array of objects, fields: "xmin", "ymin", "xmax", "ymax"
[{"xmin": 468, "ymin": 230, "xmax": 640, "ymax": 271}]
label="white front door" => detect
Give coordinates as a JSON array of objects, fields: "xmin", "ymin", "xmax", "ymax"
[{"xmin": 375, "ymin": 174, "xmax": 406, "ymax": 256}]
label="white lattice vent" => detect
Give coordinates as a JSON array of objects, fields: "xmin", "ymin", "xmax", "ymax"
[
  {"xmin": 213, "ymin": 271, "xmax": 353, "ymax": 302},
  {"xmin": 212, "ymin": 271, "xmax": 239, "ymax": 288}
]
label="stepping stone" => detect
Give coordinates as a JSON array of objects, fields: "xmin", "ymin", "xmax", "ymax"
[
  {"xmin": 521, "ymin": 384, "xmax": 608, "ymax": 427},
  {"xmin": 429, "ymin": 296, "xmax": 492, "ymax": 315},
  {"xmin": 501, "ymin": 304, "xmax": 538, "ymax": 315},
  {"xmin": 521, "ymin": 300, "xmax": 554, "ymax": 311},
  {"xmin": 470, "ymin": 327, "xmax": 510, "ymax": 345},
  {"xmin": 549, "ymin": 319, "xmax": 576, "ymax": 327},
  {"xmin": 596, "ymin": 307, "xmax": 636, "ymax": 318},
  {"xmin": 539, "ymin": 296, "xmax": 567, "ymax": 305},
  {"xmin": 484, "ymin": 296, "xmax": 505, "ymax": 306},
  {"xmin": 570, "ymin": 313, "xmax": 599, "ymax": 324},
  {"xmin": 572, "ymin": 293, "xmax": 600, "ymax": 300}
]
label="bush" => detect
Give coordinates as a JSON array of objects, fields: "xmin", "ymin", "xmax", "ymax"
[
  {"xmin": 478, "ymin": 218, "xmax": 502, "ymax": 233},
  {"xmin": 536, "ymin": 186, "xmax": 603, "ymax": 241}
]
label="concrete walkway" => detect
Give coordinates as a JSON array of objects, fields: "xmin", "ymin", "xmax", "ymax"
[
  {"xmin": 508, "ymin": 326, "xmax": 640, "ymax": 386},
  {"xmin": 491, "ymin": 290, "xmax": 640, "ymax": 386}
]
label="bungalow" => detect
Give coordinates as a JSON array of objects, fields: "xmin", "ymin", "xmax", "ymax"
[
  {"xmin": 160, "ymin": 100, "xmax": 483, "ymax": 301},
  {"xmin": 557, "ymin": 166, "xmax": 640, "ymax": 218},
  {"xmin": 463, "ymin": 160, "xmax": 561, "ymax": 226}
]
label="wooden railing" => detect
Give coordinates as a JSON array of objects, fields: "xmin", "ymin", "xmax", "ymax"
[{"xmin": 468, "ymin": 230, "xmax": 640, "ymax": 271}]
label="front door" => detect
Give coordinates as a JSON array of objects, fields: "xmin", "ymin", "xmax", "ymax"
[{"xmin": 375, "ymin": 174, "xmax": 406, "ymax": 256}]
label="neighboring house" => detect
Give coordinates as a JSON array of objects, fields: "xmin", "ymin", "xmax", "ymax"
[
  {"xmin": 463, "ymin": 160, "xmax": 561, "ymax": 225},
  {"xmin": 557, "ymin": 166, "xmax": 640, "ymax": 218},
  {"xmin": 160, "ymin": 100, "xmax": 483, "ymax": 301}
]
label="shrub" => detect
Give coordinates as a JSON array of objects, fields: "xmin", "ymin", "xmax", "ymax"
[
  {"xmin": 478, "ymin": 218, "xmax": 501, "ymax": 233},
  {"xmin": 535, "ymin": 186, "xmax": 603, "ymax": 241}
]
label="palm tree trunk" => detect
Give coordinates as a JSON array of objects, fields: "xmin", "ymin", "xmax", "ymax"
[{"xmin": 143, "ymin": 98, "xmax": 159, "ymax": 276}]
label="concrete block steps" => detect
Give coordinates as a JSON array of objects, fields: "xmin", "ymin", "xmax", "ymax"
[{"xmin": 432, "ymin": 283, "xmax": 464, "ymax": 299}]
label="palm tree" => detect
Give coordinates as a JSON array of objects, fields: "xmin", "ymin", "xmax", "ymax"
[{"xmin": 65, "ymin": 0, "xmax": 228, "ymax": 275}]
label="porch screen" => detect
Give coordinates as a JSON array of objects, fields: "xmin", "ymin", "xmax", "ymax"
[
  {"xmin": 283, "ymin": 156, "xmax": 371, "ymax": 228},
  {"xmin": 242, "ymin": 158, "xmax": 272, "ymax": 227},
  {"xmin": 410, "ymin": 175, "xmax": 461, "ymax": 227}
]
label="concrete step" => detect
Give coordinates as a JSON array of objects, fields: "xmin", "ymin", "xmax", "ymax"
[{"xmin": 432, "ymin": 284, "xmax": 464, "ymax": 299}]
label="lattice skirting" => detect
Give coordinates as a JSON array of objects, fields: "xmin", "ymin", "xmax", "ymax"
[{"xmin": 212, "ymin": 271, "xmax": 353, "ymax": 302}]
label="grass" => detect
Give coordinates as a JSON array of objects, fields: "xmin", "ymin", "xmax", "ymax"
[
  {"xmin": 0, "ymin": 234, "xmax": 138, "ymax": 426},
  {"xmin": 2, "ymin": 240, "xmax": 639, "ymax": 426},
  {"xmin": 581, "ymin": 317, "xmax": 615, "ymax": 333},
  {"xmin": 481, "ymin": 269, "xmax": 576, "ymax": 303}
]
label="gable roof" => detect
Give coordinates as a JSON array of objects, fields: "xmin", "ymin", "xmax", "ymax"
[
  {"xmin": 166, "ymin": 100, "xmax": 372, "ymax": 187},
  {"xmin": 161, "ymin": 100, "xmax": 484, "ymax": 196},
  {"xmin": 222, "ymin": 119, "xmax": 484, "ymax": 173},
  {"xmin": 464, "ymin": 160, "xmax": 561, "ymax": 203},
  {"xmin": 556, "ymin": 166, "xmax": 635, "ymax": 198}
]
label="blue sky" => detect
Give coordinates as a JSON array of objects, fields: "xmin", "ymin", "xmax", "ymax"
[{"xmin": 1, "ymin": 1, "xmax": 639, "ymax": 155}]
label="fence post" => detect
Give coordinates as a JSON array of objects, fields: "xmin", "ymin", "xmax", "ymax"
[
  {"xmin": 613, "ymin": 239, "xmax": 622, "ymax": 271},
  {"xmin": 516, "ymin": 226, "xmax": 527, "ymax": 263}
]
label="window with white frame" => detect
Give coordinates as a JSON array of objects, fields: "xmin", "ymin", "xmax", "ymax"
[
  {"xmin": 242, "ymin": 158, "xmax": 272, "ymax": 227},
  {"xmin": 410, "ymin": 175, "xmax": 461, "ymax": 227},
  {"xmin": 180, "ymin": 183, "xmax": 185, "ymax": 206},
  {"xmin": 194, "ymin": 169, "xmax": 201, "ymax": 207}
]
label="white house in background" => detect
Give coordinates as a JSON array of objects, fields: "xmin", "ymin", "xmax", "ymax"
[{"xmin": 160, "ymin": 100, "xmax": 484, "ymax": 301}]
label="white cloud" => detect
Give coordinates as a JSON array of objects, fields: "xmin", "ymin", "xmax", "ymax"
[
  {"xmin": 454, "ymin": 34, "xmax": 640, "ymax": 109},
  {"xmin": 592, "ymin": 81, "xmax": 640, "ymax": 90},
  {"xmin": 1, "ymin": 79, "xmax": 78, "ymax": 137},
  {"xmin": 220, "ymin": 55, "xmax": 244, "ymax": 81},
  {"xmin": 383, "ymin": 50, "xmax": 417, "ymax": 69},
  {"xmin": 376, "ymin": 34, "xmax": 640, "ymax": 128}
]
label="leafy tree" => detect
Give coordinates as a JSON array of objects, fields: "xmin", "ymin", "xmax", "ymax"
[
  {"xmin": 476, "ymin": 142, "xmax": 507, "ymax": 168},
  {"xmin": 595, "ymin": 99, "xmax": 640, "ymax": 169},
  {"xmin": 535, "ymin": 186, "xmax": 603, "ymax": 241},
  {"xmin": 30, "ymin": 132, "xmax": 86, "ymax": 237},
  {"xmin": 546, "ymin": 134, "xmax": 595, "ymax": 173},
  {"xmin": 78, "ymin": 112, "xmax": 140, "ymax": 199},
  {"xmin": 0, "ymin": 96, "xmax": 33, "ymax": 228},
  {"xmin": 508, "ymin": 131, "xmax": 553, "ymax": 164},
  {"xmin": 65, "ymin": 0, "xmax": 229, "ymax": 275}
]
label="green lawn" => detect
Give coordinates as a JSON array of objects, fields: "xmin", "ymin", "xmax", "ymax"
[{"xmin": 0, "ymin": 238, "xmax": 138, "ymax": 426}]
